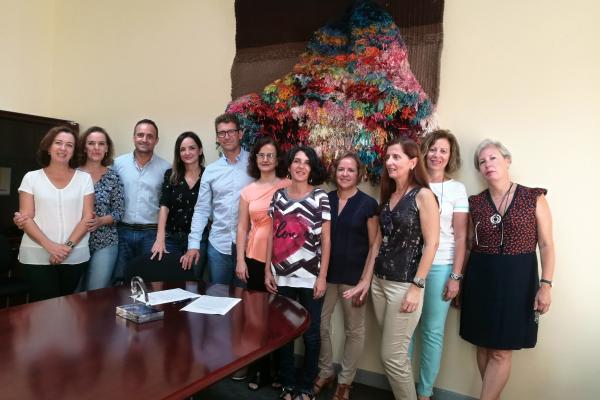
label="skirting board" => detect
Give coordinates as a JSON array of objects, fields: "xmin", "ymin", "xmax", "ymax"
[
  {"xmin": 352, "ymin": 366, "xmax": 477, "ymax": 400},
  {"xmin": 294, "ymin": 355, "xmax": 477, "ymax": 400}
]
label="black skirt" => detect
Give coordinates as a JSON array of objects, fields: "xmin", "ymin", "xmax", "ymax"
[{"xmin": 460, "ymin": 252, "xmax": 539, "ymax": 350}]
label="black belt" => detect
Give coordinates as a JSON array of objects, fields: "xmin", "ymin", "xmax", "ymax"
[{"xmin": 120, "ymin": 223, "xmax": 158, "ymax": 231}]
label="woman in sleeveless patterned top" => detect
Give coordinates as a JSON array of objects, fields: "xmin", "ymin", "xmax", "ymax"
[
  {"xmin": 371, "ymin": 137, "xmax": 440, "ymax": 400},
  {"xmin": 460, "ymin": 139, "xmax": 555, "ymax": 400}
]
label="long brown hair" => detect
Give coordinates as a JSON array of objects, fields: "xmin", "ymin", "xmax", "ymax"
[
  {"xmin": 170, "ymin": 131, "xmax": 205, "ymax": 185},
  {"xmin": 379, "ymin": 137, "xmax": 430, "ymax": 206}
]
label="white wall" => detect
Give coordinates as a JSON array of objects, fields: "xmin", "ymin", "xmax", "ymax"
[{"xmin": 2, "ymin": 1, "xmax": 599, "ymax": 399}]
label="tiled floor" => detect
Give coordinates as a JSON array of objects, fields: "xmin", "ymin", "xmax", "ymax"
[{"xmin": 193, "ymin": 376, "xmax": 395, "ymax": 400}]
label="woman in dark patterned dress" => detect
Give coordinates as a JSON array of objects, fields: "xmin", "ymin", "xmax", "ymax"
[
  {"xmin": 151, "ymin": 132, "xmax": 208, "ymax": 276},
  {"xmin": 460, "ymin": 139, "xmax": 555, "ymax": 400}
]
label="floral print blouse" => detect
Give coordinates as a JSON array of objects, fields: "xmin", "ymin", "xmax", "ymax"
[{"xmin": 89, "ymin": 167, "xmax": 124, "ymax": 252}]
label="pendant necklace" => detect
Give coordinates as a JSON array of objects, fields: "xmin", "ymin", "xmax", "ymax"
[
  {"xmin": 437, "ymin": 179, "xmax": 444, "ymax": 215},
  {"xmin": 490, "ymin": 182, "xmax": 513, "ymax": 225}
]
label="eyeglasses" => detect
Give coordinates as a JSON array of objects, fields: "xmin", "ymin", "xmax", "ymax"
[
  {"xmin": 474, "ymin": 220, "xmax": 504, "ymax": 248},
  {"xmin": 216, "ymin": 129, "xmax": 239, "ymax": 138},
  {"xmin": 257, "ymin": 153, "xmax": 276, "ymax": 160}
]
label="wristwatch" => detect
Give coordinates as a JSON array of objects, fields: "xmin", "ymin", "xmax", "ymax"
[
  {"xmin": 65, "ymin": 240, "xmax": 75, "ymax": 248},
  {"xmin": 412, "ymin": 277, "xmax": 426, "ymax": 288},
  {"xmin": 449, "ymin": 272, "xmax": 463, "ymax": 281}
]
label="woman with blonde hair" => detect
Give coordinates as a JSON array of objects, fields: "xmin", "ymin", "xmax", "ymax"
[
  {"xmin": 410, "ymin": 130, "xmax": 468, "ymax": 400},
  {"xmin": 460, "ymin": 139, "xmax": 555, "ymax": 400}
]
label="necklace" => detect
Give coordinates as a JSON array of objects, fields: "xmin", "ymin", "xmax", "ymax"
[
  {"xmin": 490, "ymin": 182, "xmax": 514, "ymax": 225},
  {"xmin": 437, "ymin": 179, "xmax": 444, "ymax": 215}
]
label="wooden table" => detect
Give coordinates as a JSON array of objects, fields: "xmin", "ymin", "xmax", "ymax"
[{"xmin": 0, "ymin": 281, "xmax": 309, "ymax": 400}]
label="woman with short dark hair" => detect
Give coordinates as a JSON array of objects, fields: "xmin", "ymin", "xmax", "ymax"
[
  {"xmin": 234, "ymin": 136, "xmax": 290, "ymax": 390},
  {"xmin": 265, "ymin": 145, "xmax": 330, "ymax": 400}
]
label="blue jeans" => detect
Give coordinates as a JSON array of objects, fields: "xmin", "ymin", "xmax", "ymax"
[
  {"xmin": 206, "ymin": 241, "xmax": 237, "ymax": 285},
  {"xmin": 112, "ymin": 227, "xmax": 156, "ymax": 284},
  {"xmin": 277, "ymin": 285, "xmax": 323, "ymax": 394},
  {"xmin": 83, "ymin": 244, "xmax": 119, "ymax": 290},
  {"xmin": 410, "ymin": 264, "xmax": 453, "ymax": 397}
]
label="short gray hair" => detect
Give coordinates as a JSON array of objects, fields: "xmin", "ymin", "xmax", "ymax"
[{"xmin": 473, "ymin": 139, "xmax": 512, "ymax": 170}]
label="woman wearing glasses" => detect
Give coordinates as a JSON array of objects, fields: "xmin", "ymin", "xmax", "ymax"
[
  {"xmin": 410, "ymin": 130, "xmax": 468, "ymax": 400},
  {"xmin": 235, "ymin": 136, "xmax": 290, "ymax": 390},
  {"xmin": 460, "ymin": 139, "xmax": 555, "ymax": 400},
  {"xmin": 236, "ymin": 136, "xmax": 289, "ymax": 291}
]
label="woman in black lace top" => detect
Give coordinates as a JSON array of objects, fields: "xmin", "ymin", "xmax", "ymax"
[{"xmin": 371, "ymin": 137, "xmax": 439, "ymax": 400}]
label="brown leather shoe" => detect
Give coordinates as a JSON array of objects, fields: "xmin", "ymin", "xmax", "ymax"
[
  {"xmin": 313, "ymin": 374, "xmax": 335, "ymax": 394},
  {"xmin": 332, "ymin": 383, "xmax": 351, "ymax": 400}
]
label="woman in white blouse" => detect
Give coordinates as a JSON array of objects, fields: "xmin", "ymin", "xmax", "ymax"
[
  {"xmin": 17, "ymin": 126, "xmax": 94, "ymax": 302},
  {"xmin": 411, "ymin": 130, "xmax": 469, "ymax": 400}
]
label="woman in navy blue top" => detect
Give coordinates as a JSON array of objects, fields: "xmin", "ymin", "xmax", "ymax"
[{"xmin": 314, "ymin": 153, "xmax": 379, "ymax": 400}]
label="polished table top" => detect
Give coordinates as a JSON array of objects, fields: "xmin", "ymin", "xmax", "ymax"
[{"xmin": 0, "ymin": 281, "xmax": 309, "ymax": 400}]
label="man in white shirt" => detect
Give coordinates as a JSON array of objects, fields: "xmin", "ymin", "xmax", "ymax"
[
  {"xmin": 112, "ymin": 119, "xmax": 170, "ymax": 284},
  {"xmin": 180, "ymin": 113, "xmax": 253, "ymax": 284}
]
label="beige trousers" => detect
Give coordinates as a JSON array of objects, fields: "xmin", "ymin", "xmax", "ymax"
[
  {"xmin": 318, "ymin": 283, "xmax": 366, "ymax": 384},
  {"xmin": 371, "ymin": 276, "xmax": 423, "ymax": 400}
]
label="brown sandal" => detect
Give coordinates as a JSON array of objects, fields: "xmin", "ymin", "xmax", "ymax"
[
  {"xmin": 313, "ymin": 374, "xmax": 335, "ymax": 394},
  {"xmin": 332, "ymin": 383, "xmax": 352, "ymax": 400}
]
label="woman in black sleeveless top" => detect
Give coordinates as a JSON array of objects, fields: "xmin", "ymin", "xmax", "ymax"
[{"xmin": 371, "ymin": 137, "xmax": 439, "ymax": 400}]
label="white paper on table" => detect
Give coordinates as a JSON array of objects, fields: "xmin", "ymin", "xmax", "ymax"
[
  {"xmin": 131, "ymin": 288, "xmax": 201, "ymax": 306},
  {"xmin": 180, "ymin": 296, "xmax": 241, "ymax": 315}
]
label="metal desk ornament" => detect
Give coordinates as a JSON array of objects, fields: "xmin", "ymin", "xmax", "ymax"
[{"xmin": 115, "ymin": 276, "xmax": 164, "ymax": 323}]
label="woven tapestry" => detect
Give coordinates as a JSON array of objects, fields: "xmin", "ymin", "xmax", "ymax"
[{"xmin": 231, "ymin": 0, "xmax": 444, "ymax": 103}]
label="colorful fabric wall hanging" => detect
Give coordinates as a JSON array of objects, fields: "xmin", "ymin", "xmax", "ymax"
[{"xmin": 228, "ymin": 0, "xmax": 442, "ymax": 183}]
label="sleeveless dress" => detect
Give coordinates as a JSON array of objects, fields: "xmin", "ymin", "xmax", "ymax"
[{"xmin": 460, "ymin": 184, "xmax": 547, "ymax": 349}]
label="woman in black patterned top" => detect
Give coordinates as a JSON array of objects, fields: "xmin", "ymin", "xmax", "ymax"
[
  {"xmin": 371, "ymin": 137, "xmax": 439, "ymax": 400},
  {"xmin": 151, "ymin": 132, "xmax": 207, "ymax": 269}
]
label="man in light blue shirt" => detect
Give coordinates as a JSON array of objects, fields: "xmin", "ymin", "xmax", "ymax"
[
  {"xmin": 112, "ymin": 119, "xmax": 170, "ymax": 283},
  {"xmin": 181, "ymin": 113, "xmax": 253, "ymax": 284}
]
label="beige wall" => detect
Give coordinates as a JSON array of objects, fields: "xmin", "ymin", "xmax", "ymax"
[
  {"xmin": 2, "ymin": 1, "xmax": 599, "ymax": 399},
  {"xmin": 0, "ymin": 0, "xmax": 57, "ymax": 116}
]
